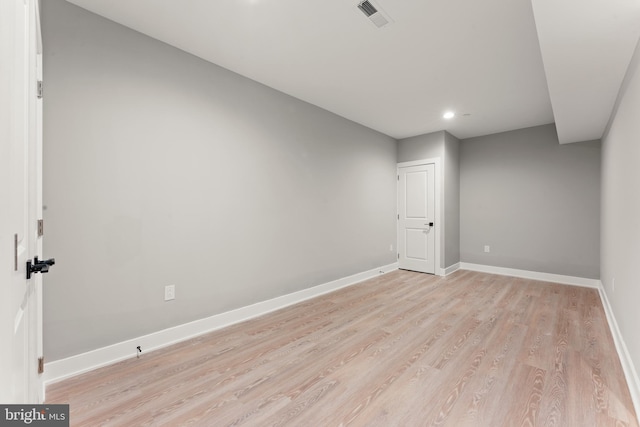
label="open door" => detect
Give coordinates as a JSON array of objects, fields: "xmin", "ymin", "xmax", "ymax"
[{"xmin": 1, "ymin": 0, "xmax": 46, "ymax": 403}]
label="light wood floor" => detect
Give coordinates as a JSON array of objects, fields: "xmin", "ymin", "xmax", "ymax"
[{"xmin": 46, "ymin": 270, "xmax": 638, "ymax": 426}]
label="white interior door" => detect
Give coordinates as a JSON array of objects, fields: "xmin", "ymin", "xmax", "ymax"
[
  {"xmin": 397, "ymin": 163, "xmax": 436, "ymax": 274},
  {"xmin": 0, "ymin": 0, "xmax": 44, "ymax": 404}
]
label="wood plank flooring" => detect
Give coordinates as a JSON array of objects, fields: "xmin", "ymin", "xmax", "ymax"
[{"xmin": 46, "ymin": 270, "xmax": 639, "ymax": 426}]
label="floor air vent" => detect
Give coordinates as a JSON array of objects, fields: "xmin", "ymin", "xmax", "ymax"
[{"xmin": 357, "ymin": 0, "xmax": 392, "ymax": 28}]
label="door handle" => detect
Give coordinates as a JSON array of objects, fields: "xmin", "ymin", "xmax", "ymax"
[
  {"xmin": 424, "ymin": 222, "xmax": 434, "ymax": 227},
  {"xmin": 26, "ymin": 256, "xmax": 55, "ymax": 279}
]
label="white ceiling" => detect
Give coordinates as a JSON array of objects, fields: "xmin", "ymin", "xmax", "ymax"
[{"xmin": 64, "ymin": 0, "xmax": 640, "ymax": 142}]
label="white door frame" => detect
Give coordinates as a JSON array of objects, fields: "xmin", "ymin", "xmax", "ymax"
[
  {"xmin": 397, "ymin": 158, "xmax": 443, "ymax": 276},
  {"xmin": 31, "ymin": 0, "xmax": 44, "ymax": 402}
]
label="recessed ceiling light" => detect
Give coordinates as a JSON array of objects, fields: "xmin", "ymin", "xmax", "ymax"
[{"xmin": 443, "ymin": 111, "xmax": 455, "ymax": 119}]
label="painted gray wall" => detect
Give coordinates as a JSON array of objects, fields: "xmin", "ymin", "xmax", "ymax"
[
  {"xmin": 460, "ymin": 124, "xmax": 600, "ymax": 279},
  {"xmin": 397, "ymin": 131, "xmax": 460, "ymax": 269},
  {"xmin": 601, "ymin": 37, "xmax": 640, "ymax": 391},
  {"xmin": 397, "ymin": 131, "xmax": 444, "ymax": 163},
  {"xmin": 41, "ymin": 0, "xmax": 397, "ymax": 361},
  {"xmin": 444, "ymin": 132, "xmax": 461, "ymax": 267}
]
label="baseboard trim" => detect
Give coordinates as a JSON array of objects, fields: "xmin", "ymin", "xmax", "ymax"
[
  {"xmin": 444, "ymin": 262, "xmax": 460, "ymax": 276},
  {"xmin": 459, "ymin": 262, "xmax": 601, "ymax": 288},
  {"xmin": 597, "ymin": 283, "xmax": 640, "ymax": 420},
  {"xmin": 43, "ymin": 262, "xmax": 399, "ymax": 389}
]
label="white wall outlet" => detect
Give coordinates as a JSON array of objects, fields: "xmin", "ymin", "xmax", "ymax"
[
  {"xmin": 390, "ymin": 244, "xmax": 394, "ymax": 252},
  {"xmin": 484, "ymin": 245, "xmax": 490, "ymax": 253},
  {"xmin": 164, "ymin": 285, "xmax": 175, "ymax": 301}
]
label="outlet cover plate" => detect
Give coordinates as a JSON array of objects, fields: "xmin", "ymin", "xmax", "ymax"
[{"xmin": 164, "ymin": 285, "xmax": 175, "ymax": 301}]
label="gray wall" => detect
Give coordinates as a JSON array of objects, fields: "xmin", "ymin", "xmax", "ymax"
[
  {"xmin": 41, "ymin": 0, "xmax": 397, "ymax": 361},
  {"xmin": 601, "ymin": 37, "xmax": 640, "ymax": 392},
  {"xmin": 444, "ymin": 132, "xmax": 461, "ymax": 267},
  {"xmin": 397, "ymin": 131, "xmax": 445, "ymax": 163},
  {"xmin": 397, "ymin": 131, "xmax": 460, "ymax": 269},
  {"xmin": 460, "ymin": 124, "xmax": 600, "ymax": 279}
]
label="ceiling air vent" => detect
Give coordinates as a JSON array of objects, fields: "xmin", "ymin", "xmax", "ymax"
[
  {"xmin": 358, "ymin": 1, "xmax": 378, "ymax": 17},
  {"xmin": 357, "ymin": 0, "xmax": 392, "ymax": 28}
]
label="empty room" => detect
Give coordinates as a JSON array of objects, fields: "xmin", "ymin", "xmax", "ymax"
[{"xmin": 2, "ymin": 0, "xmax": 640, "ymax": 425}]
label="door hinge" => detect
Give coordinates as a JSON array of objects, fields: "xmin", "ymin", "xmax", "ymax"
[
  {"xmin": 37, "ymin": 80, "xmax": 43, "ymax": 99},
  {"xmin": 38, "ymin": 357, "xmax": 44, "ymax": 374},
  {"xmin": 14, "ymin": 234, "xmax": 18, "ymax": 271},
  {"xmin": 37, "ymin": 219, "xmax": 44, "ymax": 237},
  {"xmin": 397, "ymin": 175, "xmax": 399, "ymax": 181},
  {"xmin": 397, "ymin": 214, "xmax": 399, "ymax": 220},
  {"xmin": 397, "ymin": 253, "xmax": 399, "ymax": 260}
]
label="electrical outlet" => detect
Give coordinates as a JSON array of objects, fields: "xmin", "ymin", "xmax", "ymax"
[
  {"xmin": 164, "ymin": 285, "xmax": 175, "ymax": 301},
  {"xmin": 389, "ymin": 244, "xmax": 394, "ymax": 252},
  {"xmin": 484, "ymin": 245, "xmax": 490, "ymax": 253}
]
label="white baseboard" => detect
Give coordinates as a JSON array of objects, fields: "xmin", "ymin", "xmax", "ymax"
[
  {"xmin": 444, "ymin": 262, "xmax": 460, "ymax": 276},
  {"xmin": 459, "ymin": 262, "xmax": 601, "ymax": 288},
  {"xmin": 597, "ymin": 283, "xmax": 640, "ymax": 420},
  {"xmin": 44, "ymin": 262, "xmax": 399, "ymax": 389}
]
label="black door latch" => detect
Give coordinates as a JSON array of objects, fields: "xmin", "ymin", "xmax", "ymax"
[{"xmin": 26, "ymin": 256, "xmax": 55, "ymax": 279}]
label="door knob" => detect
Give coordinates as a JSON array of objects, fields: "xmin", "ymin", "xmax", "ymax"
[{"xmin": 26, "ymin": 256, "xmax": 55, "ymax": 279}]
